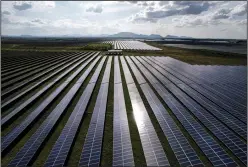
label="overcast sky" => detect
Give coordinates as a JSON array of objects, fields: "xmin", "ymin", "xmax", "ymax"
[{"xmin": 1, "ymin": 1, "xmax": 247, "ymax": 38}]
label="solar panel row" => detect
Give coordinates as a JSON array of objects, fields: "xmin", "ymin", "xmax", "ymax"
[
  {"xmin": 130, "ymin": 56, "xmax": 203, "ymax": 166},
  {"xmin": 78, "ymin": 57, "xmax": 111, "ymax": 166},
  {"xmin": 2, "ymin": 52, "xmax": 76, "ymax": 78},
  {"xmin": 152, "ymin": 57, "xmax": 247, "ymax": 110},
  {"xmin": 146, "ymin": 56, "xmax": 247, "ymax": 124},
  {"xmin": 2, "ymin": 52, "xmax": 75, "ymax": 84},
  {"xmin": 134, "ymin": 56, "xmax": 236, "ymax": 166},
  {"xmin": 2, "ymin": 52, "xmax": 246, "ymax": 167},
  {"xmin": 2, "ymin": 53, "xmax": 85, "ymax": 99},
  {"xmin": 178, "ymin": 84, "xmax": 246, "ymax": 138},
  {"xmin": 2, "ymin": 52, "xmax": 96, "ymax": 128},
  {"xmin": 120, "ymin": 56, "xmax": 170, "ymax": 166},
  {"xmin": 113, "ymin": 57, "xmax": 134, "ymax": 166},
  {"xmin": 1, "ymin": 51, "xmax": 94, "ymax": 111},
  {"xmin": 103, "ymin": 41, "xmax": 161, "ymax": 51},
  {"xmin": 143, "ymin": 57, "xmax": 246, "ymax": 139},
  {"xmin": 44, "ymin": 56, "xmax": 106, "ymax": 167},
  {"xmin": 140, "ymin": 57, "xmax": 247, "ymax": 165},
  {"xmin": 7, "ymin": 56, "xmax": 102, "ymax": 167}
]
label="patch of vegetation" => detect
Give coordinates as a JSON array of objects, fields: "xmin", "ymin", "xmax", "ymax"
[
  {"xmin": 1, "ymin": 43, "xmax": 112, "ymax": 52},
  {"xmin": 80, "ymin": 43, "xmax": 112, "ymax": 51}
]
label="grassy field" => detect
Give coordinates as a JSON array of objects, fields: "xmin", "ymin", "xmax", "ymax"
[
  {"xmin": 2, "ymin": 41, "xmax": 246, "ymax": 65},
  {"xmin": 2, "ymin": 43, "xmax": 112, "ymax": 52}
]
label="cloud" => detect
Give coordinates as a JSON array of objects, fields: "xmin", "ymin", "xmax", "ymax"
[
  {"xmin": 236, "ymin": 19, "xmax": 247, "ymax": 25},
  {"xmin": 172, "ymin": 15, "xmax": 223, "ymax": 28},
  {"xmin": 146, "ymin": 2, "xmax": 212, "ymax": 19},
  {"xmin": 2, "ymin": 11, "xmax": 11, "ymax": 15},
  {"xmin": 129, "ymin": 1, "xmax": 216, "ymax": 23},
  {"xmin": 212, "ymin": 9, "xmax": 231, "ymax": 20},
  {"xmin": 124, "ymin": 1, "xmax": 138, "ymax": 4},
  {"xmin": 31, "ymin": 19, "xmax": 44, "ymax": 24},
  {"xmin": 13, "ymin": 2, "xmax": 32, "ymax": 11},
  {"xmin": 86, "ymin": 5, "xmax": 103, "ymax": 13},
  {"xmin": 231, "ymin": 3, "xmax": 247, "ymax": 16}
]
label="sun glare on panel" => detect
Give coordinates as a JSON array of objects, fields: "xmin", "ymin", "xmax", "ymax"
[{"xmin": 132, "ymin": 102, "xmax": 145, "ymax": 127}]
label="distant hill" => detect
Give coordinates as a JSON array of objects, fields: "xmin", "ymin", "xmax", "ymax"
[
  {"xmin": 108, "ymin": 32, "xmax": 163, "ymax": 39},
  {"xmin": 165, "ymin": 35, "xmax": 193, "ymax": 38},
  {"xmin": 20, "ymin": 35, "xmax": 33, "ymax": 37}
]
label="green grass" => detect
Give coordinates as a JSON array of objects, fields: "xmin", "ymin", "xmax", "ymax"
[
  {"xmin": 81, "ymin": 43, "xmax": 112, "ymax": 51},
  {"xmin": 1, "ymin": 43, "xmax": 112, "ymax": 52}
]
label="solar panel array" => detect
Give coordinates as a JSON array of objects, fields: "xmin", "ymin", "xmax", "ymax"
[
  {"xmin": 7, "ymin": 56, "xmax": 102, "ymax": 167},
  {"xmin": 78, "ymin": 57, "xmax": 111, "ymax": 166},
  {"xmin": 132, "ymin": 56, "xmax": 238, "ymax": 166},
  {"xmin": 143, "ymin": 57, "xmax": 247, "ymax": 139},
  {"xmin": 129, "ymin": 56, "xmax": 203, "ymax": 166},
  {"xmin": 2, "ymin": 50, "xmax": 247, "ymax": 167},
  {"xmin": 44, "ymin": 56, "xmax": 107, "ymax": 167},
  {"xmin": 102, "ymin": 40, "xmax": 162, "ymax": 51},
  {"xmin": 147, "ymin": 56, "xmax": 247, "ymax": 122},
  {"xmin": 120, "ymin": 57, "xmax": 170, "ymax": 166},
  {"xmin": 113, "ymin": 57, "xmax": 134, "ymax": 166}
]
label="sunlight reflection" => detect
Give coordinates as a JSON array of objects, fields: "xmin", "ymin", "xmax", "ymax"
[{"xmin": 132, "ymin": 103, "xmax": 145, "ymax": 127}]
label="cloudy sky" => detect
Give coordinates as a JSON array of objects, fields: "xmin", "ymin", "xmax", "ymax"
[{"xmin": 1, "ymin": 1, "xmax": 247, "ymax": 38}]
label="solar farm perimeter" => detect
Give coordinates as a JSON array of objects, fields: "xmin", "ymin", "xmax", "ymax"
[{"xmin": 1, "ymin": 42, "xmax": 247, "ymax": 167}]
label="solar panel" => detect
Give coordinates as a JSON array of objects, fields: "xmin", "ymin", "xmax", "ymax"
[
  {"xmin": 198, "ymin": 84, "xmax": 246, "ymax": 110},
  {"xmin": 102, "ymin": 41, "xmax": 161, "ymax": 51},
  {"xmin": 114, "ymin": 57, "xmax": 122, "ymax": 84},
  {"xmin": 113, "ymin": 57, "xmax": 134, "ymax": 166},
  {"xmin": 141, "ymin": 83, "xmax": 204, "ymax": 166},
  {"xmin": 44, "ymin": 57, "xmax": 106, "ymax": 167},
  {"xmin": 149, "ymin": 56, "xmax": 247, "ymax": 110},
  {"xmin": 7, "ymin": 56, "xmax": 103, "ymax": 167},
  {"xmin": 174, "ymin": 84, "xmax": 247, "ymax": 164},
  {"xmin": 2, "ymin": 52, "xmax": 97, "ymax": 128},
  {"xmin": 2, "ymin": 52, "xmax": 72, "ymax": 84},
  {"xmin": 101, "ymin": 57, "xmax": 112, "ymax": 84},
  {"xmin": 119, "ymin": 57, "xmax": 134, "ymax": 84},
  {"xmin": 134, "ymin": 56, "xmax": 237, "ymax": 166},
  {"xmin": 120, "ymin": 56, "xmax": 170, "ymax": 166},
  {"xmin": 1, "ymin": 51, "xmax": 94, "ymax": 110},
  {"xmin": 78, "ymin": 57, "xmax": 112, "ymax": 166},
  {"xmin": 146, "ymin": 56, "xmax": 246, "ymax": 121},
  {"xmin": 184, "ymin": 84, "xmax": 246, "ymax": 135},
  {"xmin": 2, "ymin": 52, "xmax": 79, "ymax": 78},
  {"xmin": 130, "ymin": 56, "xmax": 203, "ymax": 166},
  {"xmin": 2, "ymin": 53, "xmax": 84, "ymax": 99},
  {"xmin": 142, "ymin": 57, "xmax": 247, "ymax": 139},
  {"xmin": 153, "ymin": 83, "xmax": 237, "ymax": 166},
  {"xmin": 125, "ymin": 57, "xmax": 146, "ymax": 85},
  {"xmin": 145, "ymin": 56, "xmax": 247, "ymax": 121}
]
